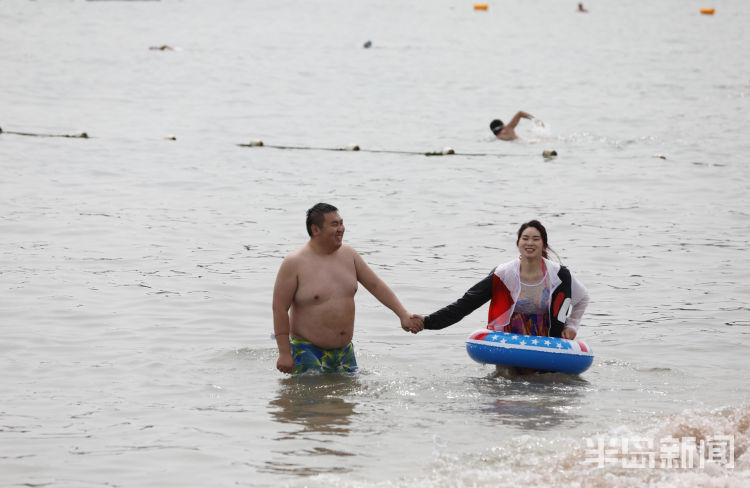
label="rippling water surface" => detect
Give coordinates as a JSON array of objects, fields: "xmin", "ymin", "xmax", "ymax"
[{"xmin": 1, "ymin": 0, "xmax": 749, "ymax": 486}]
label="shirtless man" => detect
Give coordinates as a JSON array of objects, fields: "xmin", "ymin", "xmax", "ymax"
[
  {"xmin": 489, "ymin": 111, "xmax": 537, "ymax": 141},
  {"xmin": 272, "ymin": 203, "xmax": 415, "ymax": 374}
]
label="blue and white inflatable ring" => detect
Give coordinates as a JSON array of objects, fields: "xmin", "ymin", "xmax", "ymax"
[{"xmin": 466, "ymin": 329, "xmax": 594, "ymax": 375}]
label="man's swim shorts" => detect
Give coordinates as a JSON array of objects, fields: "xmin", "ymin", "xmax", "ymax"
[{"xmin": 289, "ymin": 337, "xmax": 358, "ymax": 374}]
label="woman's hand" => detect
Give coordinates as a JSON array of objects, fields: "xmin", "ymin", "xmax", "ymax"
[{"xmin": 562, "ymin": 327, "xmax": 577, "ymax": 340}]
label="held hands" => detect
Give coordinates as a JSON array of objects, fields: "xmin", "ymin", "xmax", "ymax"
[{"xmin": 401, "ymin": 314, "xmax": 424, "ymax": 334}]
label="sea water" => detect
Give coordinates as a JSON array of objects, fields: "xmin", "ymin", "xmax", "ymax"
[{"xmin": 1, "ymin": 0, "xmax": 749, "ymax": 486}]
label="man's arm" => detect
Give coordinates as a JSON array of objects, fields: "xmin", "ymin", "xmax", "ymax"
[
  {"xmin": 352, "ymin": 250, "xmax": 411, "ymax": 329},
  {"xmin": 506, "ymin": 111, "xmax": 533, "ymax": 130},
  {"xmin": 272, "ymin": 256, "xmax": 297, "ymax": 374}
]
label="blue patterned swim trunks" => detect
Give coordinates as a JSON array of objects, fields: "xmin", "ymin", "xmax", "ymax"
[{"xmin": 289, "ymin": 337, "xmax": 358, "ymax": 374}]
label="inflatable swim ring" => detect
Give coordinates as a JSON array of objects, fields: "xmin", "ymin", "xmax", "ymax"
[{"xmin": 465, "ymin": 329, "xmax": 594, "ymax": 374}]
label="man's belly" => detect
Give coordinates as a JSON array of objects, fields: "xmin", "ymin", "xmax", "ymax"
[{"xmin": 290, "ymin": 298, "xmax": 355, "ymax": 349}]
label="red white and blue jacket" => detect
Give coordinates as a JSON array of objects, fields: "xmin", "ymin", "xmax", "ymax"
[{"xmin": 424, "ymin": 258, "xmax": 589, "ymax": 337}]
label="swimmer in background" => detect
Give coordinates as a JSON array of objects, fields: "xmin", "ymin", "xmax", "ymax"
[
  {"xmin": 272, "ymin": 203, "xmax": 418, "ymax": 374},
  {"xmin": 489, "ymin": 111, "xmax": 542, "ymax": 141},
  {"xmin": 578, "ymin": 3, "xmax": 588, "ymax": 13}
]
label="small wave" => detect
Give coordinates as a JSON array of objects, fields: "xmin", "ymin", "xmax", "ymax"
[
  {"xmin": 289, "ymin": 404, "xmax": 750, "ymax": 488},
  {"xmin": 635, "ymin": 367, "xmax": 673, "ymax": 373},
  {"xmin": 208, "ymin": 347, "xmax": 278, "ymax": 363}
]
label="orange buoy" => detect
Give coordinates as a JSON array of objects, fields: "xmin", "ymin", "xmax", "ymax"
[
  {"xmin": 474, "ymin": 4, "xmax": 488, "ymax": 10},
  {"xmin": 700, "ymin": 8, "xmax": 715, "ymax": 15}
]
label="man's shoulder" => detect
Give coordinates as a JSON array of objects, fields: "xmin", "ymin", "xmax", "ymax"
[
  {"xmin": 339, "ymin": 243, "xmax": 357, "ymax": 255},
  {"xmin": 287, "ymin": 243, "xmax": 357, "ymax": 262},
  {"xmin": 327, "ymin": 243, "xmax": 357, "ymax": 264},
  {"xmin": 282, "ymin": 244, "xmax": 309, "ymax": 265}
]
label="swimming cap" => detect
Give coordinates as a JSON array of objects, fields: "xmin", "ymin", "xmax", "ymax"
[{"xmin": 490, "ymin": 119, "xmax": 504, "ymax": 135}]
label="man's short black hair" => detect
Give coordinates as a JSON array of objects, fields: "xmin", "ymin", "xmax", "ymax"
[{"xmin": 306, "ymin": 203, "xmax": 338, "ymax": 236}]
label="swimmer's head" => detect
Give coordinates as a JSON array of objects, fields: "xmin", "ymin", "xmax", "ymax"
[{"xmin": 490, "ymin": 119, "xmax": 504, "ymax": 135}]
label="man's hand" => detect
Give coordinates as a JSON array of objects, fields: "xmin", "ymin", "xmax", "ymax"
[
  {"xmin": 562, "ymin": 327, "xmax": 577, "ymax": 340},
  {"xmin": 276, "ymin": 352, "xmax": 294, "ymax": 374}
]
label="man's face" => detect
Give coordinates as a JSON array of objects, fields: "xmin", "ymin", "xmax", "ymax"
[{"xmin": 315, "ymin": 211, "xmax": 345, "ymax": 248}]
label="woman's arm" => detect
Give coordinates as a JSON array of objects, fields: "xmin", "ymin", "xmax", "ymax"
[{"xmin": 423, "ymin": 271, "xmax": 494, "ymax": 330}]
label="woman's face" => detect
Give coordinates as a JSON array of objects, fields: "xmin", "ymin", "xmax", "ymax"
[{"xmin": 517, "ymin": 226, "xmax": 545, "ymax": 260}]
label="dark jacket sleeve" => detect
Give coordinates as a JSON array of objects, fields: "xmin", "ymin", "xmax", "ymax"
[{"xmin": 424, "ymin": 270, "xmax": 494, "ymax": 330}]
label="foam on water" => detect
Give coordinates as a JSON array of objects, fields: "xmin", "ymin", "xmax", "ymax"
[{"xmin": 288, "ymin": 404, "xmax": 750, "ymax": 488}]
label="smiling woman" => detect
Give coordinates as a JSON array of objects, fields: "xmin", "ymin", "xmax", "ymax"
[{"xmin": 410, "ymin": 220, "xmax": 590, "ymax": 371}]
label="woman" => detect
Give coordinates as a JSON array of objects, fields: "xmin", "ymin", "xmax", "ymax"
[{"xmin": 409, "ymin": 220, "xmax": 589, "ymax": 340}]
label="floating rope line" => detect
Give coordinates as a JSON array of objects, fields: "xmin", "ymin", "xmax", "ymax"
[
  {"xmin": 0, "ymin": 127, "xmax": 558, "ymax": 158},
  {"xmin": 236, "ymin": 140, "xmax": 502, "ymax": 157},
  {"xmin": 0, "ymin": 127, "xmax": 88, "ymax": 138}
]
